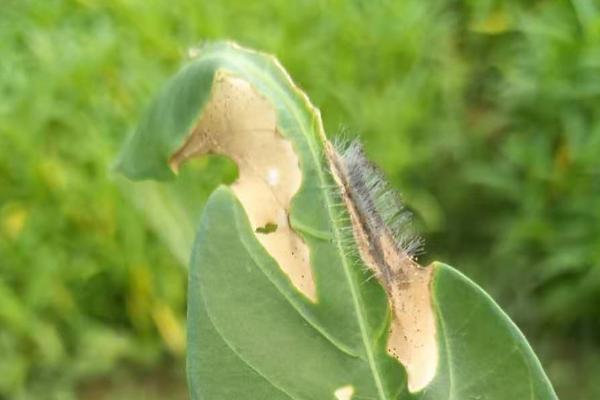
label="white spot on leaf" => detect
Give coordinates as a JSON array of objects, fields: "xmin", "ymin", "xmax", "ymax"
[
  {"xmin": 334, "ymin": 385, "xmax": 354, "ymax": 400},
  {"xmin": 266, "ymin": 167, "xmax": 280, "ymax": 186}
]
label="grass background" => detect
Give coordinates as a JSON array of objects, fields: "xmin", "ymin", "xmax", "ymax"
[{"xmin": 2, "ymin": 0, "xmax": 600, "ymax": 398}]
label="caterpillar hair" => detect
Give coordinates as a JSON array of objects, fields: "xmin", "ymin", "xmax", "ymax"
[{"xmin": 326, "ymin": 138, "xmax": 424, "ymax": 289}]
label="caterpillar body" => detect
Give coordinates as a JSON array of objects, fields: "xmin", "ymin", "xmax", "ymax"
[
  {"xmin": 325, "ymin": 138, "xmax": 437, "ymax": 393},
  {"xmin": 326, "ymin": 139, "xmax": 424, "ymax": 288}
]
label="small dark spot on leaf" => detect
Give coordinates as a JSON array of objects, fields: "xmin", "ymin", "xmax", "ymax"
[{"xmin": 256, "ymin": 222, "xmax": 278, "ymax": 234}]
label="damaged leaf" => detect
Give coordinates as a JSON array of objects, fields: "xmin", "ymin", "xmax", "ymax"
[{"xmin": 116, "ymin": 42, "xmax": 558, "ymax": 400}]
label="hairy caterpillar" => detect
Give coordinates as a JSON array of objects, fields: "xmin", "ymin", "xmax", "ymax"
[
  {"xmin": 326, "ymin": 138, "xmax": 437, "ymax": 392},
  {"xmin": 326, "ymin": 139, "xmax": 424, "ymax": 288}
]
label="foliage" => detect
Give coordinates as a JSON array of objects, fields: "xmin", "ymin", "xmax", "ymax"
[
  {"xmin": 1, "ymin": 0, "xmax": 599, "ymax": 398},
  {"xmin": 117, "ymin": 42, "xmax": 557, "ymax": 399}
]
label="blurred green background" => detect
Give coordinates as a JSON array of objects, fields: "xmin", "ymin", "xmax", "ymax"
[{"xmin": 2, "ymin": 0, "xmax": 600, "ymax": 398}]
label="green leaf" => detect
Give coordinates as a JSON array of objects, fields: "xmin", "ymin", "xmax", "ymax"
[
  {"xmin": 117, "ymin": 41, "xmax": 558, "ymax": 399},
  {"xmin": 423, "ymin": 264, "xmax": 557, "ymax": 399}
]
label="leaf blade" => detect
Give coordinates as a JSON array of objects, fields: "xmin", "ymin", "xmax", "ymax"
[
  {"xmin": 193, "ymin": 187, "xmax": 385, "ymax": 399},
  {"xmin": 421, "ymin": 263, "xmax": 558, "ymax": 400}
]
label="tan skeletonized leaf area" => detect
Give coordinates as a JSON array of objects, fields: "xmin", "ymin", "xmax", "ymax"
[
  {"xmin": 325, "ymin": 142, "xmax": 438, "ymax": 393},
  {"xmin": 169, "ymin": 72, "xmax": 316, "ymax": 302}
]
